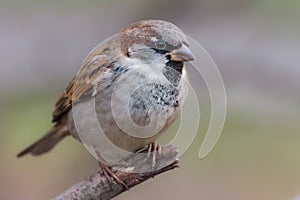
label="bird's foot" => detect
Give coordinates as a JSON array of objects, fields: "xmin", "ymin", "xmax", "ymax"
[
  {"xmin": 147, "ymin": 143, "xmax": 162, "ymax": 175},
  {"xmin": 98, "ymin": 162, "xmax": 129, "ymax": 190}
]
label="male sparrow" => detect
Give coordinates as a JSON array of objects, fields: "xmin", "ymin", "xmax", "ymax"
[{"xmin": 18, "ymin": 20, "xmax": 195, "ymax": 187}]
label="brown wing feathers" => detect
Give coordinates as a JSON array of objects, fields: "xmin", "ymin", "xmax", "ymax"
[{"xmin": 18, "ymin": 42, "xmax": 112, "ymax": 157}]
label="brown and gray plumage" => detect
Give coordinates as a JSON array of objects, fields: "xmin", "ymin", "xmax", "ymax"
[{"xmin": 17, "ymin": 20, "xmax": 195, "ymax": 164}]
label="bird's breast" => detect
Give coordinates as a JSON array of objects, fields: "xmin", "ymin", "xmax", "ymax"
[{"xmin": 68, "ymin": 64, "xmax": 187, "ymax": 158}]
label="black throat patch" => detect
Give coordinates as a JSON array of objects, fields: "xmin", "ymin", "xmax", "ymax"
[{"xmin": 163, "ymin": 61, "xmax": 183, "ymax": 86}]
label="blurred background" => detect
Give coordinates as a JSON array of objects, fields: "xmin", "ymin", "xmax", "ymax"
[{"xmin": 1, "ymin": 0, "xmax": 300, "ymax": 199}]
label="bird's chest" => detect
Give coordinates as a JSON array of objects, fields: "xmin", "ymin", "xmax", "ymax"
[
  {"xmin": 128, "ymin": 83, "xmax": 180, "ymax": 126},
  {"xmin": 97, "ymin": 67, "xmax": 181, "ymax": 127},
  {"xmin": 67, "ymin": 66, "xmax": 185, "ymax": 155}
]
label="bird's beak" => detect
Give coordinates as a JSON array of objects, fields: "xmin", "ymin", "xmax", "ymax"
[{"xmin": 167, "ymin": 44, "xmax": 195, "ymax": 62}]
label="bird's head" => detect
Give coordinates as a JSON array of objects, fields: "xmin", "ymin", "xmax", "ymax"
[{"xmin": 116, "ymin": 20, "xmax": 195, "ymax": 67}]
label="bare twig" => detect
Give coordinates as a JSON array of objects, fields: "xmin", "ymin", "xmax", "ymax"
[{"xmin": 54, "ymin": 145, "xmax": 179, "ymax": 200}]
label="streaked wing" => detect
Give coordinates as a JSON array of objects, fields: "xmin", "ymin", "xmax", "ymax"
[{"xmin": 52, "ymin": 39, "xmax": 114, "ymax": 122}]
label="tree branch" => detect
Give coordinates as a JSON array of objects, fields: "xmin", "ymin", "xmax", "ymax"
[{"xmin": 54, "ymin": 145, "xmax": 179, "ymax": 200}]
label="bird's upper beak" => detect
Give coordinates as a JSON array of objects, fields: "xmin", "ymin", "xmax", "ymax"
[{"xmin": 167, "ymin": 44, "xmax": 195, "ymax": 62}]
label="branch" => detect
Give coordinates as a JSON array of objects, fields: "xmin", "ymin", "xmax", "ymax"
[{"xmin": 54, "ymin": 145, "xmax": 179, "ymax": 200}]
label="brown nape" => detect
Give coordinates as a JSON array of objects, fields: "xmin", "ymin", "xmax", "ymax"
[{"xmin": 118, "ymin": 23, "xmax": 160, "ymax": 57}]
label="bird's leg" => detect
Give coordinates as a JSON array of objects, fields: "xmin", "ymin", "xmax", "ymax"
[
  {"xmin": 147, "ymin": 142, "xmax": 162, "ymax": 173},
  {"xmin": 98, "ymin": 161, "xmax": 129, "ymax": 190}
]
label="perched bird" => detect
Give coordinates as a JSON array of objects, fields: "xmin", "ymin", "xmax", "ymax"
[{"xmin": 17, "ymin": 19, "xmax": 195, "ymax": 187}]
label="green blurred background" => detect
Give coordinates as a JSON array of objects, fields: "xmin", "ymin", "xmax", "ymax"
[{"xmin": 1, "ymin": 0, "xmax": 300, "ymax": 199}]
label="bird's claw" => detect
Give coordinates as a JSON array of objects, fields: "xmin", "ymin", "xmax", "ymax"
[{"xmin": 98, "ymin": 162, "xmax": 129, "ymax": 190}]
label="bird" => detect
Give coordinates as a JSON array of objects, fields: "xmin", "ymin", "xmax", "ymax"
[{"xmin": 17, "ymin": 19, "xmax": 195, "ymax": 187}]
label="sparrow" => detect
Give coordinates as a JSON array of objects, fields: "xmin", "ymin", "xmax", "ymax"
[{"xmin": 18, "ymin": 19, "xmax": 195, "ymax": 187}]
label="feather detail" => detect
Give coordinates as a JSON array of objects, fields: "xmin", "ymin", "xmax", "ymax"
[{"xmin": 52, "ymin": 39, "xmax": 116, "ymax": 122}]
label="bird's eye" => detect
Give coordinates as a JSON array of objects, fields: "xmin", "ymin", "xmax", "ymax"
[{"xmin": 155, "ymin": 40, "xmax": 166, "ymax": 50}]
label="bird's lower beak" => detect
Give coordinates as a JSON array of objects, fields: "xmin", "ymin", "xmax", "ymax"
[{"xmin": 167, "ymin": 44, "xmax": 195, "ymax": 62}]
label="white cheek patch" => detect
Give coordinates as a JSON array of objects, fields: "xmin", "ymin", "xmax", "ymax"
[
  {"xmin": 150, "ymin": 37, "xmax": 158, "ymax": 42},
  {"xmin": 129, "ymin": 62, "xmax": 168, "ymax": 84},
  {"xmin": 138, "ymin": 64, "xmax": 167, "ymax": 82}
]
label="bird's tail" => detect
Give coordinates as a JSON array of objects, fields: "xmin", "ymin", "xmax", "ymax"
[{"xmin": 17, "ymin": 125, "xmax": 69, "ymax": 158}]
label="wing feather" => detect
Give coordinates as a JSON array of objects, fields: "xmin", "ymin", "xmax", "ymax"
[{"xmin": 52, "ymin": 41, "xmax": 114, "ymax": 122}]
